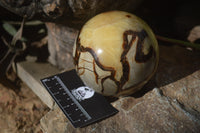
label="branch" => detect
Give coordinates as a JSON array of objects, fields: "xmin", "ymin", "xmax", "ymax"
[{"xmin": 156, "ymin": 35, "xmax": 200, "ymax": 51}]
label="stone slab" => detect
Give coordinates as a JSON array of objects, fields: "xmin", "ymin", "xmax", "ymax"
[{"xmin": 15, "ymin": 56, "xmax": 61, "ymax": 109}]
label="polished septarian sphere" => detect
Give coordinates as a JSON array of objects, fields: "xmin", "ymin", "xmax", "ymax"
[{"xmin": 73, "ymin": 11, "xmax": 159, "ymax": 97}]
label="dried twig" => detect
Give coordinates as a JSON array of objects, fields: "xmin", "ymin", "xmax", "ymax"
[{"xmin": 0, "ymin": 17, "xmax": 26, "ymax": 75}]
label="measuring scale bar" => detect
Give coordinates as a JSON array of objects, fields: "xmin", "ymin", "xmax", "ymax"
[
  {"xmin": 42, "ymin": 77, "xmax": 91, "ymax": 127},
  {"xmin": 41, "ymin": 69, "xmax": 118, "ymax": 128}
]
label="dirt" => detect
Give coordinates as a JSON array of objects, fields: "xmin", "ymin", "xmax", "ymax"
[{"xmin": 0, "ymin": 77, "xmax": 49, "ymax": 133}]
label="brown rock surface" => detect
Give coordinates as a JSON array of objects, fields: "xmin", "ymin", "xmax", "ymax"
[
  {"xmin": 0, "ymin": 80, "xmax": 49, "ymax": 133},
  {"xmin": 46, "ymin": 23, "xmax": 78, "ymax": 69},
  {"xmin": 40, "ymin": 88, "xmax": 200, "ymax": 133}
]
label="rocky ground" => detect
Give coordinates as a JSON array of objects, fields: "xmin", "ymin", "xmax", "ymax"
[{"xmin": 0, "ymin": 77, "xmax": 49, "ymax": 133}]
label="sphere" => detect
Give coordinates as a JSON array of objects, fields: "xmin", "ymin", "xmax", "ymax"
[{"xmin": 73, "ymin": 11, "xmax": 159, "ymax": 97}]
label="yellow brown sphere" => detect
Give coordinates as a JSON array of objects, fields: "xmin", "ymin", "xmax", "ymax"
[{"xmin": 73, "ymin": 11, "xmax": 159, "ymax": 97}]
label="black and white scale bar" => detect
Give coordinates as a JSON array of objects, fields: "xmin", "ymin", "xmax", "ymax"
[
  {"xmin": 42, "ymin": 76, "xmax": 91, "ymax": 124},
  {"xmin": 41, "ymin": 69, "xmax": 118, "ymax": 128}
]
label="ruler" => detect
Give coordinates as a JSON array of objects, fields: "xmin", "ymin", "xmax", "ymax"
[{"xmin": 41, "ymin": 69, "xmax": 118, "ymax": 128}]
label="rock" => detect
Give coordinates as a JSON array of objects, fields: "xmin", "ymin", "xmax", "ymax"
[
  {"xmin": 46, "ymin": 23, "xmax": 78, "ymax": 70},
  {"xmin": 40, "ymin": 104, "xmax": 68, "ymax": 133},
  {"xmin": 66, "ymin": 0, "xmax": 143, "ymax": 26},
  {"xmin": 15, "ymin": 56, "xmax": 60, "ymax": 108},
  {"xmin": 160, "ymin": 70, "xmax": 200, "ymax": 117},
  {"xmin": 0, "ymin": 81, "xmax": 49, "ymax": 133},
  {"xmin": 0, "ymin": 0, "xmax": 143, "ymax": 23},
  {"xmin": 187, "ymin": 25, "xmax": 200, "ymax": 43},
  {"xmin": 156, "ymin": 45, "xmax": 200, "ymax": 116},
  {"xmin": 40, "ymin": 88, "xmax": 200, "ymax": 133},
  {"xmin": 0, "ymin": 106, "xmax": 2, "ymax": 113}
]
